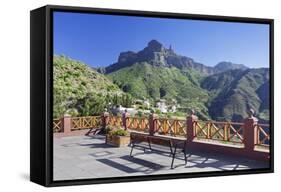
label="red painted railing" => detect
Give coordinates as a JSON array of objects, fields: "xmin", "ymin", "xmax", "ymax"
[
  {"xmin": 71, "ymin": 116, "xmax": 102, "ymax": 131},
  {"xmin": 154, "ymin": 118, "xmax": 186, "ymax": 137},
  {"xmin": 255, "ymin": 123, "xmax": 270, "ymax": 147},
  {"xmin": 194, "ymin": 121, "xmax": 244, "ymax": 144},
  {"xmin": 53, "ymin": 113, "xmax": 270, "ymax": 161}
]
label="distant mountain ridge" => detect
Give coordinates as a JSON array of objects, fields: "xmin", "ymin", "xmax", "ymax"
[
  {"xmin": 214, "ymin": 61, "xmax": 248, "ymax": 73},
  {"xmin": 99, "ymin": 40, "xmax": 248, "ymax": 75}
]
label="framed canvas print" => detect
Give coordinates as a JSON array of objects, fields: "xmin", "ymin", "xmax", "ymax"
[{"xmin": 30, "ymin": 5, "xmax": 274, "ymax": 187}]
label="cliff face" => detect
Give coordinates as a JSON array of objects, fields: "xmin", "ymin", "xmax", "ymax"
[{"xmin": 102, "ymin": 40, "xmax": 214, "ymax": 75}]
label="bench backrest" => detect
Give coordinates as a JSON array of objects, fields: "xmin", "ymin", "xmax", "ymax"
[
  {"xmin": 148, "ymin": 135, "xmax": 172, "ymax": 147},
  {"xmin": 130, "ymin": 132, "xmax": 148, "ymax": 143},
  {"xmin": 130, "ymin": 132, "xmax": 172, "ymax": 147}
]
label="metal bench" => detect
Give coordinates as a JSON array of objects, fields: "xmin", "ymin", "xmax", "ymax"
[{"xmin": 129, "ymin": 132, "xmax": 187, "ymax": 169}]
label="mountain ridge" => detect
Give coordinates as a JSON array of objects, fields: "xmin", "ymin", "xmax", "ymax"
[{"xmin": 99, "ymin": 40, "xmax": 249, "ymax": 75}]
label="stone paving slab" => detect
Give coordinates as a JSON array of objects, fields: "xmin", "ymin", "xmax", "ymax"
[{"xmin": 53, "ymin": 135, "xmax": 269, "ymax": 181}]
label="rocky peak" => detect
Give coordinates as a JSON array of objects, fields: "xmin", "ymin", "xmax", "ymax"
[
  {"xmin": 104, "ymin": 40, "xmax": 245, "ymax": 75},
  {"xmin": 147, "ymin": 40, "xmax": 165, "ymax": 52},
  {"xmin": 117, "ymin": 51, "xmax": 137, "ymax": 63}
]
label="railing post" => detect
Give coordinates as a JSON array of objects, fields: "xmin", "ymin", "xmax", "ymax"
[
  {"xmin": 122, "ymin": 110, "xmax": 130, "ymax": 130},
  {"xmin": 243, "ymin": 109, "xmax": 258, "ymax": 152},
  {"xmin": 102, "ymin": 110, "xmax": 109, "ymax": 130},
  {"xmin": 149, "ymin": 113, "xmax": 158, "ymax": 136},
  {"xmin": 223, "ymin": 122, "xmax": 229, "ymax": 141},
  {"xmin": 186, "ymin": 110, "xmax": 198, "ymax": 143},
  {"xmin": 256, "ymin": 126, "xmax": 260, "ymax": 145},
  {"xmin": 207, "ymin": 121, "xmax": 211, "ymax": 139},
  {"xmin": 62, "ymin": 114, "xmax": 72, "ymax": 134}
]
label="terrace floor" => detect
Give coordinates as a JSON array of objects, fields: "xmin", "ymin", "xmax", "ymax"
[{"xmin": 54, "ymin": 135, "xmax": 269, "ymax": 181}]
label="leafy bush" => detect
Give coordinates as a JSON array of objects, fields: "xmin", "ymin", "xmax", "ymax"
[
  {"xmin": 155, "ymin": 109, "xmax": 161, "ymax": 114},
  {"xmin": 166, "ymin": 113, "xmax": 172, "ymax": 118},
  {"xmin": 137, "ymin": 111, "xmax": 143, "ymax": 117},
  {"xmin": 111, "ymin": 129, "xmax": 128, "ymax": 136}
]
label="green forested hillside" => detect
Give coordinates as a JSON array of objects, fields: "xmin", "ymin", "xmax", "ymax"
[
  {"xmin": 107, "ymin": 62, "xmax": 210, "ymax": 119},
  {"xmin": 201, "ymin": 68, "xmax": 269, "ymax": 122},
  {"xmin": 53, "ymin": 56, "xmax": 131, "ymax": 118}
]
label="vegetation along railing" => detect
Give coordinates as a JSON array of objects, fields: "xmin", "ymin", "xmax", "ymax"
[{"xmin": 193, "ymin": 121, "xmax": 244, "ymax": 144}]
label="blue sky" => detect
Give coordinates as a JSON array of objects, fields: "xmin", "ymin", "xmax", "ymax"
[{"xmin": 54, "ymin": 11, "xmax": 270, "ymax": 68}]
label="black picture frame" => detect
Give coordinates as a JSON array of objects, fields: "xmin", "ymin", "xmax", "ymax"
[{"xmin": 30, "ymin": 5, "xmax": 274, "ymax": 187}]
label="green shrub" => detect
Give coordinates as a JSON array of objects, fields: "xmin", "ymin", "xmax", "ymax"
[
  {"xmin": 111, "ymin": 129, "xmax": 128, "ymax": 136},
  {"xmin": 155, "ymin": 109, "xmax": 161, "ymax": 114},
  {"xmin": 137, "ymin": 111, "xmax": 143, "ymax": 117}
]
